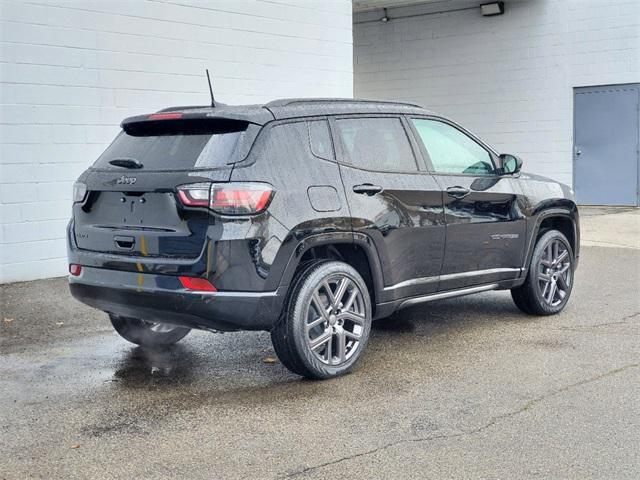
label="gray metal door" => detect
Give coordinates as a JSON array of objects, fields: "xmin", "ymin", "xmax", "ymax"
[{"xmin": 573, "ymin": 84, "xmax": 639, "ymax": 206}]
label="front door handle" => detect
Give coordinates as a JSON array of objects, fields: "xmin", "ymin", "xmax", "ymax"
[
  {"xmin": 446, "ymin": 186, "xmax": 471, "ymax": 199},
  {"xmin": 353, "ymin": 184, "xmax": 383, "ymax": 196}
]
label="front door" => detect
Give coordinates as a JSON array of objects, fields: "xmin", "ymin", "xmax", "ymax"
[
  {"xmin": 574, "ymin": 84, "xmax": 639, "ymax": 206},
  {"xmin": 408, "ymin": 117, "xmax": 526, "ymax": 291},
  {"xmin": 331, "ymin": 116, "xmax": 445, "ymax": 302}
]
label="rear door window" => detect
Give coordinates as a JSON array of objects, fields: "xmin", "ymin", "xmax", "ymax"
[
  {"xmin": 93, "ymin": 120, "xmax": 259, "ymax": 171},
  {"xmin": 335, "ymin": 117, "xmax": 418, "ymax": 172}
]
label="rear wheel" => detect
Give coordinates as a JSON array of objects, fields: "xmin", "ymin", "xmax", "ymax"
[
  {"xmin": 109, "ymin": 314, "xmax": 191, "ymax": 347},
  {"xmin": 511, "ymin": 229, "xmax": 574, "ymax": 315},
  {"xmin": 271, "ymin": 261, "xmax": 372, "ymax": 380}
]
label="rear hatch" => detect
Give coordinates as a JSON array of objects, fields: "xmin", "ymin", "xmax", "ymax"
[{"xmin": 73, "ymin": 115, "xmax": 260, "ymax": 258}]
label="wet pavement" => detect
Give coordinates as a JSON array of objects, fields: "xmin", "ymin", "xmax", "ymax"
[{"xmin": 1, "ymin": 213, "xmax": 639, "ymax": 479}]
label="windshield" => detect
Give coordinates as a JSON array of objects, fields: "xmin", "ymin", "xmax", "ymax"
[{"xmin": 94, "ymin": 120, "xmax": 259, "ymax": 171}]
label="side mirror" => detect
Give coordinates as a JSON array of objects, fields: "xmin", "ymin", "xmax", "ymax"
[{"xmin": 499, "ymin": 154, "xmax": 523, "ymax": 175}]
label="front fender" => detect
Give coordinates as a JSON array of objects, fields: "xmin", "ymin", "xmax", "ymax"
[{"xmin": 522, "ymin": 203, "xmax": 580, "ymax": 272}]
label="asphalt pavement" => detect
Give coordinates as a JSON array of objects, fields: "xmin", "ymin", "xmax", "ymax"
[{"xmin": 1, "ymin": 209, "xmax": 638, "ymax": 479}]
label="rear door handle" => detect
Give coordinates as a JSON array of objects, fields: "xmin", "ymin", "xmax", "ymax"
[
  {"xmin": 446, "ymin": 186, "xmax": 471, "ymax": 199},
  {"xmin": 353, "ymin": 184, "xmax": 383, "ymax": 196}
]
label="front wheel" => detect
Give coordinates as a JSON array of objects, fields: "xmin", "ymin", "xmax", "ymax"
[
  {"xmin": 271, "ymin": 261, "xmax": 372, "ymax": 380},
  {"xmin": 110, "ymin": 314, "xmax": 191, "ymax": 347},
  {"xmin": 511, "ymin": 229, "xmax": 575, "ymax": 315}
]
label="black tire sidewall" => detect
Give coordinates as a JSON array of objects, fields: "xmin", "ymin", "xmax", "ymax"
[{"xmin": 287, "ymin": 261, "xmax": 372, "ymax": 379}]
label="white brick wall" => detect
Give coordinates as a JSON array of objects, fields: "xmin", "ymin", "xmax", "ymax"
[
  {"xmin": 0, "ymin": 0, "xmax": 353, "ymax": 283},
  {"xmin": 354, "ymin": 0, "xmax": 639, "ymax": 185}
]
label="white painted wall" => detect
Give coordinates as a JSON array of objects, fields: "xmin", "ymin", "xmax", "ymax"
[
  {"xmin": 354, "ymin": 0, "xmax": 639, "ymax": 184},
  {"xmin": 0, "ymin": 0, "xmax": 353, "ymax": 283}
]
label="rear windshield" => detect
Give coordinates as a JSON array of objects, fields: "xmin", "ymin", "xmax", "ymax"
[{"xmin": 94, "ymin": 120, "xmax": 260, "ymax": 171}]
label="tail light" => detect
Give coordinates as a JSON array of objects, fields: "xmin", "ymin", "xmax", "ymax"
[
  {"xmin": 73, "ymin": 182, "xmax": 87, "ymax": 203},
  {"xmin": 69, "ymin": 264, "xmax": 82, "ymax": 276},
  {"xmin": 177, "ymin": 183, "xmax": 274, "ymax": 215}
]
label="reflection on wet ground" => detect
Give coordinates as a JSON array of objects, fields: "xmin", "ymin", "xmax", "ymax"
[{"xmin": 114, "ymin": 345, "xmax": 197, "ymax": 387}]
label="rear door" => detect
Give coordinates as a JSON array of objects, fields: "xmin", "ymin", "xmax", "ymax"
[
  {"xmin": 331, "ymin": 115, "xmax": 445, "ymax": 301},
  {"xmin": 74, "ymin": 117, "xmax": 259, "ymax": 259},
  {"xmin": 408, "ymin": 117, "xmax": 526, "ymax": 290}
]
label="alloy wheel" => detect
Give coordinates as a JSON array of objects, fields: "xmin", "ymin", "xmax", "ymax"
[
  {"xmin": 537, "ymin": 238, "xmax": 572, "ymax": 307},
  {"xmin": 305, "ymin": 275, "xmax": 367, "ymax": 366}
]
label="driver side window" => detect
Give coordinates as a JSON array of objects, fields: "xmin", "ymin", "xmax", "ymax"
[{"xmin": 411, "ymin": 118, "xmax": 494, "ymax": 175}]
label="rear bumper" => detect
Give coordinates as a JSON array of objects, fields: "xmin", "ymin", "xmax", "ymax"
[{"xmin": 69, "ymin": 266, "xmax": 286, "ymax": 332}]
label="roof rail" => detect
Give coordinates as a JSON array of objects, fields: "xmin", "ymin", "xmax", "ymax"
[
  {"xmin": 156, "ymin": 105, "xmax": 212, "ymax": 113},
  {"xmin": 266, "ymin": 98, "xmax": 423, "ymax": 108}
]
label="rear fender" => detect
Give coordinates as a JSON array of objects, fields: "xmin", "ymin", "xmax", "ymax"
[{"xmin": 276, "ymin": 232, "xmax": 385, "ymax": 301}]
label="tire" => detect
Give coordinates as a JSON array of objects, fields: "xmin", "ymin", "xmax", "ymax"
[
  {"xmin": 109, "ymin": 314, "xmax": 191, "ymax": 347},
  {"xmin": 511, "ymin": 229, "xmax": 575, "ymax": 315},
  {"xmin": 271, "ymin": 260, "xmax": 373, "ymax": 380}
]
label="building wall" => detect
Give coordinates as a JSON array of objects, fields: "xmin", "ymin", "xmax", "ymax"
[
  {"xmin": 354, "ymin": 0, "xmax": 639, "ymax": 185},
  {"xmin": 0, "ymin": 0, "xmax": 353, "ymax": 283}
]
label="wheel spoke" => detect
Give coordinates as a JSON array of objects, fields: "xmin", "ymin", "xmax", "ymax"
[
  {"xmin": 552, "ymin": 241, "xmax": 559, "ymax": 263},
  {"xmin": 557, "ymin": 273, "xmax": 569, "ymax": 291},
  {"xmin": 557, "ymin": 263, "xmax": 570, "ymax": 275},
  {"xmin": 312, "ymin": 292, "xmax": 331, "ymax": 321},
  {"xmin": 338, "ymin": 311, "xmax": 366, "ymax": 325},
  {"xmin": 306, "ymin": 315, "xmax": 325, "ymax": 332},
  {"xmin": 539, "ymin": 272, "xmax": 552, "ymax": 282},
  {"xmin": 336, "ymin": 330, "xmax": 346, "ymax": 363},
  {"xmin": 344, "ymin": 329, "xmax": 361, "ymax": 341},
  {"xmin": 342, "ymin": 288, "xmax": 359, "ymax": 312},
  {"xmin": 556, "ymin": 250, "xmax": 568, "ymax": 264},
  {"xmin": 322, "ymin": 281, "xmax": 337, "ymax": 306},
  {"xmin": 310, "ymin": 330, "xmax": 332, "ymax": 351},
  {"xmin": 333, "ymin": 277, "xmax": 351, "ymax": 308},
  {"xmin": 541, "ymin": 281, "xmax": 550, "ymax": 298},
  {"xmin": 546, "ymin": 282, "xmax": 557, "ymax": 304},
  {"xmin": 325, "ymin": 335, "xmax": 333, "ymax": 364}
]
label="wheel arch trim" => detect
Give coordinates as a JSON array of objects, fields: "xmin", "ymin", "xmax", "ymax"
[
  {"xmin": 277, "ymin": 231, "xmax": 385, "ymax": 301},
  {"xmin": 523, "ymin": 206, "xmax": 580, "ymax": 273}
]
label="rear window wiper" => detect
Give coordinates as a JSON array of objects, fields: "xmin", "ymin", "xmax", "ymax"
[{"xmin": 109, "ymin": 158, "xmax": 143, "ymax": 169}]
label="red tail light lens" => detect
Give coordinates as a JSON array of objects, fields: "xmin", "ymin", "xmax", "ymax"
[
  {"xmin": 210, "ymin": 184, "xmax": 274, "ymax": 214},
  {"xmin": 69, "ymin": 264, "xmax": 82, "ymax": 276},
  {"xmin": 179, "ymin": 276, "xmax": 217, "ymax": 292},
  {"xmin": 177, "ymin": 183, "xmax": 210, "ymax": 207},
  {"xmin": 177, "ymin": 183, "xmax": 274, "ymax": 215}
]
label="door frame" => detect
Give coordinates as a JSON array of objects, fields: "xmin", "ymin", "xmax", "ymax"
[{"xmin": 572, "ymin": 83, "xmax": 640, "ymax": 207}]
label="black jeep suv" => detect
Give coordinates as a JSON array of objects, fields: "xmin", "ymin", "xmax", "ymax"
[{"xmin": 68, "ymin": 98, "xmax": 579, "ymax": 379}]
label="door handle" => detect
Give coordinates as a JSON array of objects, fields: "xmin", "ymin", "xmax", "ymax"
[
  {"xmin": 446, "ymin": 186, "xmax": 471, "ymax": 199},
  {"xmin": 353, "ymin": 184, "xmax": 383, "ymax": 196}
]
